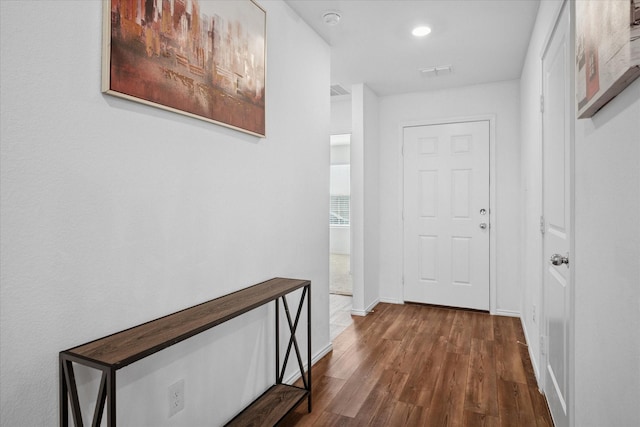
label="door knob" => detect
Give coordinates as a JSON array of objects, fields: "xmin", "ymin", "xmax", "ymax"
[
  {"xmin": 479, "ymin": 223, "xmax": 487, "ymax": 229},
  {"xmin": 550, "ymin": 253, "xmax": 569, "ymax": 266}
]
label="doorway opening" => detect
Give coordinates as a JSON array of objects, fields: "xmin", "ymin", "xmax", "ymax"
[{"xmin": 329, "ymin": 133, "xmax": 353, "ymax": 340}]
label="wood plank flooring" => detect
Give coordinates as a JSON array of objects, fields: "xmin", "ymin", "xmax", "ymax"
[
  {"xmin": 281, "ymin": 303, "xmax": 554, "ymax": 427},
  {"xmin": 330, "ymin": 294, "xmax": 354, "ymax": 340}
]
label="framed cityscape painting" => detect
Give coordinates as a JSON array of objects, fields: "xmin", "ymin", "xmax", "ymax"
[
  {"xmin": 102, "ymin": 0, "xmax": 266, "ymax": 137},
  {"xmin": 576, "ymin": 0, "xmax": 640, "ymax": 119}
]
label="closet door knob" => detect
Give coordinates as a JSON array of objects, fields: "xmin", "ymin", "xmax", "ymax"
[{"xmin": 550, "ymin": 253, "xmax": 569, "ymax": 266}]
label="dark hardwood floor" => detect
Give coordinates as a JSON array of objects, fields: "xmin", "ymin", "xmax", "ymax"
[{"xmin": 281, "ymin": 302, "xmax": 554, "ymax": 427}]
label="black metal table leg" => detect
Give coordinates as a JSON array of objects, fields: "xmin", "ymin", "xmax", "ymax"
[
  {"xmin": 307, "ymin": 284, "xmax": 312, "ymax": 413},
  {"xmin": 107, "ymin": 368, "xmax": 116, "ymax": 427},
  {"xmin": 275, "ymin": 299, "xmax": 280, "ymax": 385},
  {"xmin": 60, "ymin": 355, "xmax": 68, "ymax": 426}
]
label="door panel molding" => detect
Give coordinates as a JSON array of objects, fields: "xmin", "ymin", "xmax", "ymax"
[{"xmin": 399, "ymin": 115, "xmax": 496, "ymax": 313}]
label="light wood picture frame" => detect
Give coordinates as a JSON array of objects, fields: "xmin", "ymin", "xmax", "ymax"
[
  {"xmin": 102, "ymin": 0, "xmax": 266, "ymax": 137},
  {"xmin": 576, "ymin": 0, "xmax": 640, "ymax": 119}
]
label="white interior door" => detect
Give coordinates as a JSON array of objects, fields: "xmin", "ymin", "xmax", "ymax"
[
  {"xmin": 542, "ymin": 3, "xmax": 571, "ymax": 427},
  {"xmin": 403, "ymin": 121, "xmax": 490, "ymax": 311}
]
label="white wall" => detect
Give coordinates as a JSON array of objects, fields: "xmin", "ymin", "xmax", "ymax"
[
  {"xmin": 573, "ymin": 77, "xmax": 640, "ymax": 427},
  {"xmin": 331, "ymin": 96, "xmax": 352, "ymax": 135},
  {"xmin": 329, "ymin": 227, "xmax": 350, "ymax": 254},
  {"xmin": 378, "ymin": 80, "xmax": 522, "ymax": 313},
  {"xmin": 0, "ymin": 1, "xmax": 331, "ymax": 426},
  {"xmin": 350, "ymin": 84, "xmax": 380, "ymax": 314},
  {"xmin": 520, "ymin": 1, "xmax": 640, "ymax": 425},
  {"xmin": 361, "ymin": 85, "xmax": 380, "ymax": 312},
  {"xmin": 330, "ymin": 143, "xmax": 350, "ymax": 165}
]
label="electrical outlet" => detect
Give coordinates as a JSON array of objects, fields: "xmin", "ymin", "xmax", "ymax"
[{"xmin": 168, "ymin": 379, "xmax": 185, "ymax": 417}]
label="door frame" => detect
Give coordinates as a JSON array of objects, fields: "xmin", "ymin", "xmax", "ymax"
[
  {"xmin": 539, "ymin": 0, "xmax": 575, "ymax": 424},
  {"xmin": 399, "ymin": 115, "xmax": 497, "ymax": 314}
]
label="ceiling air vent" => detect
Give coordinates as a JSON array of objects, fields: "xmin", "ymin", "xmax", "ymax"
[{"xmin": 330, "ymin": 84, "xmax": 350, "ymax": 96}]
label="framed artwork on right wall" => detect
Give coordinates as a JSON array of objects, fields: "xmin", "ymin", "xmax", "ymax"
[{"xmin": 576, "ymin": 0, "xmax": 640, "ymax": 119}]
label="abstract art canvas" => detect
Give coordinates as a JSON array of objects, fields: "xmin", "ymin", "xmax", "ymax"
[
  {"xmin": 103, "ymin": 0, "xmax": 266, "ymax": 136},
  {"xmin": 576, "ymin": 0, "xmax": 640, "ymax": 118}
]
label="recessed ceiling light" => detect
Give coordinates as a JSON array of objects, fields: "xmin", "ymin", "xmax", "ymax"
[
  {"xmin": 323, "ymin": 11, "xmax": 342, "ymax": 26},
  {"xmin": 412, "ymin": 26, "xmax": 432, "ymax": 37}
]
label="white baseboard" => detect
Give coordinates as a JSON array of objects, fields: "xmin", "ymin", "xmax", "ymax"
[
  {"xmin": 351, "ymin": 298, "xmax": 381, "ymax": 316},
  {"xmin": 283, "ymin": 342, "xmax": 333, "ymax": 385},
  {"xmin": 365, "ymin": 299, "xmax": 379, "ymax": 313},
  {"xmin": 520, "ymin": 317, "xmax": 541, "ymax": 385},
  {"xmin": 379, "ymin": 297, "xmax": 403, "ymax": 305},
  {"xmin": 313, "ymin": 342, "xmax": 333, "ymax": 363},
  {"xmin": 494, "ymin": 309, "xmax": 520, "ymax": 317}
]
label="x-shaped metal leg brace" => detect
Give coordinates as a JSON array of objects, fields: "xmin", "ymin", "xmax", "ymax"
[
  {"xmin": 60, "ymin": 354, "xmax": 116, "ymax": 427},
  {"xmin": 275, "ymin": 285, "xmax": 311, "ymax": 412}
]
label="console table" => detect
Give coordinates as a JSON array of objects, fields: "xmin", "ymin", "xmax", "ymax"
[{"xmin": 59, "ymin": 277, "xmax": 311, "ymax": 426}]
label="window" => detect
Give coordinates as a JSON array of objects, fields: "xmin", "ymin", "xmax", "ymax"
[
  {"xmin": 330, "ymin": 163, "xmax": 350, "ymax": 226},
  {"xmin": 330, "ymin": 195, "xmax": 350, "ymax": 225}
]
